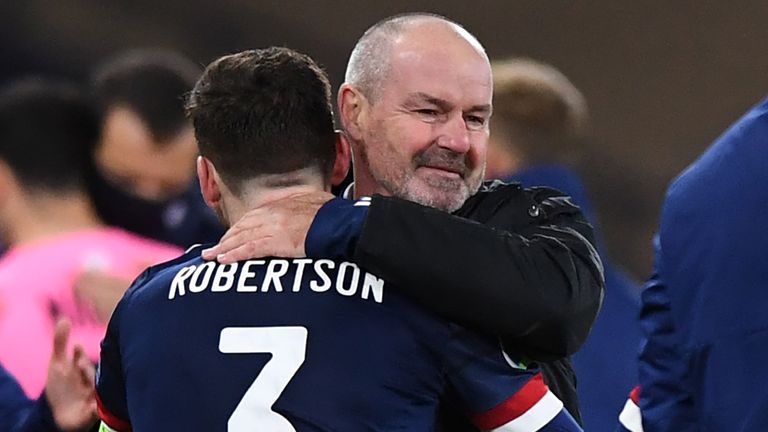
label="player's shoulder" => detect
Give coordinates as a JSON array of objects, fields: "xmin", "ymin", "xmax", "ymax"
[
  {"xmin": 456, "ymin": 180, "xmax": 579, "ymax": 223},
  {"xmin": 122, "ymin": 244, "xmax": 207, "ymax": 302}
]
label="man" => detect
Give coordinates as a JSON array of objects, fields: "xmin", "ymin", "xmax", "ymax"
[
  {"xmin": 203, "ymin": 13, "xmax": 604, "ymax": 421},
  {"xmin": 616, "ymin": 97, "xmax": 768, "ymax": 431},
  {"xmin": 89, "ymin": 49, "xmax": 223, "ymax": 248},
  {"xmin": 96, "ymin": 47, "xmax": 581, "ymax": 431},
  {"xmin": 1, "ymin": 321, "xmax": 97, "ymax": 432},
  {"xmin": 487, "ymin": 58, "xmax": 641, "ymax": 432},
  {"xmin": 0, "ymin": 79, "xmax": 179, "ymax": 396}
]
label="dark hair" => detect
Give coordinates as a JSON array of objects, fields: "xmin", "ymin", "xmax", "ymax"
[
  {"xmin": 0, "ymin": 78, "xmax": 98, "ymax": 193},
  {"xmin": 92, "ymin": 49, "xmax": 201, "ymax": 143},
  {"xmin": 186, "ymin": 47, "xmax": 336, "ymax": 193}
]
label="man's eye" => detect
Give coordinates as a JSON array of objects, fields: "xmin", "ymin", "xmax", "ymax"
[
  {"xmin": 415, "ymin": 109, "xmax": 439, "ymax": 118},
  {"xmin": 465, "ymin": 115, "xmax": 487, "ymax": 129}
]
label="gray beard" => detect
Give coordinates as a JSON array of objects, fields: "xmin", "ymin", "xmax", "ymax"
[{"xmin": 357, "ymin": 143, "xmax": 480, "ymax": 213}]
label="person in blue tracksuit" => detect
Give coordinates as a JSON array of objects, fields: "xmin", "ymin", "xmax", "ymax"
[{"xmin": 619, "ymin": 96, "xmax": 768, "ymax": 431}]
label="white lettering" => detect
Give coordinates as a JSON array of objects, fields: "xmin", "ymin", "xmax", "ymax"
[
  {"xmin": 310, "ymin": 260, "xmax": 334, "ymax": 292},
  {"xmin": 237, "ymin": 260, "xmax": 264, "ymax": 292},
  {"xmin": 291, "ymin": 259, "xmax": 312, "ymax": 292},
  {"xmin": 211, "ymin": 263, "xmax": 239, "ymax": 292},
  {"xmin": 262, "ymin": 260, "xmax": 289, "ymax": 292},
  {"xmin": 168, "ymin": 265, "xmax": 196, "ymax": 299},
  {"xmin": 166, "ymin": 259, "xmax": 385, "ymax": 305},
  {"xmin": 362, "ymin": 273, "xmax": 384, "ymax": 303},
  {"xmin": 336, "ymin": 262, "xmax": 359, "ymax": 297},
  {"xmin": 189, "ymin": 262, "xmax": 216, "ymax": 293}
]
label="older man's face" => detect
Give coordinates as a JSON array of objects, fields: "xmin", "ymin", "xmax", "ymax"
[{"xmin": 354, "ymin": 31, "xmax": 492, "ymax": 212}]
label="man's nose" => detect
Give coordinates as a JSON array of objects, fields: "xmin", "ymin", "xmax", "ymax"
[{"xmin": 435, "ymin": 114, "xmax": 471, "ymax": 154}]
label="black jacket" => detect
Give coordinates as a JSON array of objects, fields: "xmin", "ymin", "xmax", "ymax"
[{"xmin": 351, "ymin": 181, "xmax": 605, "ymax": 424}]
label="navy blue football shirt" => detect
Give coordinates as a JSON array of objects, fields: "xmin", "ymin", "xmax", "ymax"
[{"xmin": 96, "ymin": 201, "xmax": 580, "ymax": 431}]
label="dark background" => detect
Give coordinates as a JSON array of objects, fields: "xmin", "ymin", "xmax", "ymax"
[{"xmin": 3, "ymin": 0, "xmax": 767, "ymax": 279}]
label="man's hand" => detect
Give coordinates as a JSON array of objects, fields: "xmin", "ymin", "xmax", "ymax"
[
  {"xmin": 202, "ymin": 191, "xmax": 334, "ymax": 264},
  {"xmin": 45, "ymin": 320, "xmax": 97, "ymax": 432}
]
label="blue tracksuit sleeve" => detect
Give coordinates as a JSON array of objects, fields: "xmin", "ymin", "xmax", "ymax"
[
  {"xmin": 637, "ymin": 239, "xmax": 696, "ymax": 432},
  {"xmin": 11, "ymin": 395, "xmax": 61, "ymax": 432},
  {"xmin": 443, "ymin": 325, "xmax": 582, "ymax": 431},
  {"xmin": 305, "ymin": 197, "xmax": 369, "ymax": 259},
  {"xmin": 0, "ymin": 364, "xmax": 61, "ymax": 432}
]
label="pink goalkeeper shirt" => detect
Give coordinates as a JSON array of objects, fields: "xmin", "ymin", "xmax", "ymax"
[{"xmin": 0, "ymin": 227, "xmax": 181, "ymax": 396}]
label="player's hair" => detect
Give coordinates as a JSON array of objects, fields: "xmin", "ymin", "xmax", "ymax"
[
  {"xmin": 0, "ymin": 78, "xmax": 98, "ymax": 193},
  {"xmin": 91, "ymin": 48, "xmax": 201, "ymax": 144},
  {"xmin": 345, "ymin": 12, "xmax": 485, "ymax": 101},
  {"xmin": 186, "ymin": 47, "xmax": 336, "ymax": 195},
  {"xmin": 491, "ymin": 58, "xmax": 588, "ymax": 164}
]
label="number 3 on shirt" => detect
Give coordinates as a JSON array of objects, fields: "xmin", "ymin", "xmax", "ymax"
[{"xmin": 219, "ymin": 326, "xmax": 308, "ymax": 432}]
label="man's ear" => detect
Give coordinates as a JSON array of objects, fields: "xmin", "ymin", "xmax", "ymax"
[
  {"xmin": 197, "ymin": 156, "xmax": 222, "ymax": 209},
  {"xmin": 337, "ymin": 84, "xmax": 367, "ymax": 142},
  {"xmin": 330, "ymin": 132, "xmax": 351, "ymax": 186}
]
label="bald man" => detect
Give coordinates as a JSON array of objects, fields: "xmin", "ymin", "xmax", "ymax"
[{"xmin": 203, "ymin": 13, "xmax": 604, "ymax": 425}]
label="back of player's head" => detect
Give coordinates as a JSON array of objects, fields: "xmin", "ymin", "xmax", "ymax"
[
  {"xmin": 186, "ymin": 47, "xmax": 336, "ymax": 194},
  {"xmin": 0, "ymin": 78, "xmax": 97, "ymax": 194},
  {"xmin": 92, "ymin": 48, "xmax": 201, "ymax": 144},
  {"xmin": 491, "ymin": 58, "xmax": 588, "ymax": 164},
  {"xmin": 345, "ymin": 12, "xmax": 486, "ymax": 101}
]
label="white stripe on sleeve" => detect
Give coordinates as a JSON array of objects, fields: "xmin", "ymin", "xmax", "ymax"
[{"xmin": 492, "ymin": 390, "xmax": 564, "ymax": 432}]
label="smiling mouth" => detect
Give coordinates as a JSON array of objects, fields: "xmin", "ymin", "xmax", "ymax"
[{"xmin": 419, "ymin": 165, "xmax": 463, "ymax": 178}]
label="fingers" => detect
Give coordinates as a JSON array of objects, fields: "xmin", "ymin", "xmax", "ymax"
[
  {"xmin": 73, "ymin": 344, "xmax": 96, "ymax": 387},
  {"xmin": 204, "ymin": 227, "xmax": 261, "ymax": 263},
  {"xmin": 52, "ymin": 319, "xmax": 72, "ymax": 362},
  {"xmin": 203, "ymin": 211, "xmax": 267, "ymax": 261},
  {"xmin": 201, "ymin": 191, "xmax": 327, "ymax": 262},
  {"xmin": 216, "ymin": 239, "xmax": 274, "ymax": 264}
]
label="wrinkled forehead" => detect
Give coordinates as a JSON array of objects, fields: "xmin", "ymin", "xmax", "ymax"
[{"xmin": 382, "ymin": 42, "xmax": 493, "ymax": 108}]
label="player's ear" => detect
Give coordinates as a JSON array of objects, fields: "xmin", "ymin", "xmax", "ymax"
[
  {"xmin": 330, "ymin": 131, "xmax": 351, "ymax": 187},
  {"xmin": 197, "ymin": 156, "xmax": 222, "ymax": 209},
  {"xmin": 337, "ymin": 84, "xmax": 367, "ymax": 142}
]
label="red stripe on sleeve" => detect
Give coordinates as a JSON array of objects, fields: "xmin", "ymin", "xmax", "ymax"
[
  {"xmin": 471, "ymin": 372, "xmax": 549, "ymax": 430},
  {"xmin": 629, "ymin": 386, "xmax": 641, "ymax": 404},
  {"xmin": 96, "ymin": 391, "xmax": 132, "ymax": 431}
]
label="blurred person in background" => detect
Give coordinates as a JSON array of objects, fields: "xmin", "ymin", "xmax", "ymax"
[
  {"xmin": 89, "ymin": 49, "xmax": 223, "ymax": 249},
  {"xmin": 1, "ymin": 320, "xmax": 97, "ymax": 432},
  {"xmin": 486, "ymin": 58, "xmax": 641, "ymax": 432},
  {"xmin": 617, "ymin": 97, "xmax": 768, "ymax": 432},
  {"xmin": 0, "ymin": 78, "xmax": 180, "ymax": 397},
  {"xmin": 201, "ymin": 13, "xmax": 604, "ymax": 427}
]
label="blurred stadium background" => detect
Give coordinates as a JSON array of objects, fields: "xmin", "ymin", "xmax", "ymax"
[{"xmin": 2, "ymin": 0, "xmax": 767, "ymax": 279}]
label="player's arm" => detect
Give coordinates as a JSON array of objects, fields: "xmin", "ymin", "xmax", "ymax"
[
  {"xmin": 95, "ymin": 297, "xmax": 132, "ymax": 432},
  {"xmin": 342, "ymin": 183, "xmax": 603, "ymax": 360},
  {"xmin": 635, "ymin": 240, "xmax": 695, "ymax": 432},
  {"xmin": 444, "ymin": 327, "xmax": 582, "ymax": 431},
  {"xmin": 201, "ymin": 183, "xmax": 603, "ymax": 360},
  {"xmin": 469, "ymin": 373, "xmax": 582, "ymax": 432}
]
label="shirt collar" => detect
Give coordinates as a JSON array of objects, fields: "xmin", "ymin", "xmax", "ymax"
[{"xmin": 342, "ymin": 183, "xmax": 355, "ymax": 200}]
